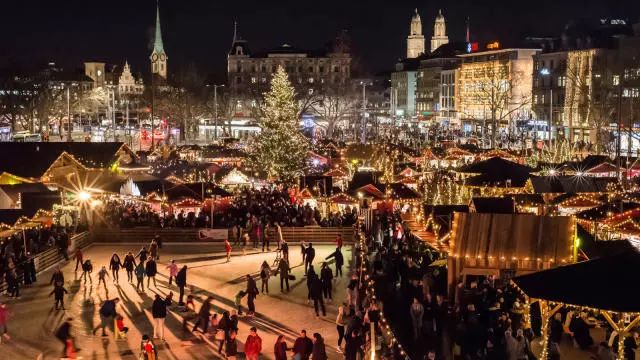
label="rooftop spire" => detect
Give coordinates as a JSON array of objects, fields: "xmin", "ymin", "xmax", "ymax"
[
  {"xmin": 153, "ymin": 0, "xmax": 165, "ymax": 54},
  {"xmin": 465, "ymin": 16, "xmax": 470, "ymax": 43},
  {"xmin": 232, "ymin": 20, "xmax": 238, "ymax": 43}
]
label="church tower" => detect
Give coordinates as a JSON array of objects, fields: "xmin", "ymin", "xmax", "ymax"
[
  {"xmin": 406, "ymin": 9, "xmax": 425, "ymax": 58},
  {"xmin": 430, "ymin": 9, "xmax": 449, "ymax": 53},
  {"xmin": 150, "ymin": 1, "xmax": 167, "ymax": 79}
]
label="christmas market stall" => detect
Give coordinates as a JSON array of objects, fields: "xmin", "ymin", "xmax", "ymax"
[
  {"xmin": 448, "ymin": 212, "xmax": 576, "ymax": 296},
  {"xmin": 512, "ymin": 248, "xmax": 640, "ymax": 360}
]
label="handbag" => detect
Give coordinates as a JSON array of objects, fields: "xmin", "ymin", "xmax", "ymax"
[{"xmin": 288, "ymin": 274, "xmax": 296, "ymax": 281}]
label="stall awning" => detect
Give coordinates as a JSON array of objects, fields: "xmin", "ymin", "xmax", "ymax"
[{"xmin": 513, "ymin": 248, "xmax": 640, "ymax": 313}]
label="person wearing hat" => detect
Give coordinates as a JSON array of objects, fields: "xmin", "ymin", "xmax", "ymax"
[{"xmin": 244, "ymin": 327, "xmax": 262, "ymax": 360}]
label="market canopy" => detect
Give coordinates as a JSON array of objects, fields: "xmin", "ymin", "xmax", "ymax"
[
  {"xmin": 513, "ymin": 248, "xmax": 640, "ymax": 312},
  {"xmin": 457, "ymin": 157, "xmax": 534, "ymax": 175}
]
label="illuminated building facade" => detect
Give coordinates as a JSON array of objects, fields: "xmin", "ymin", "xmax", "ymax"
[
  {"xmin": 407, "ymin": 9, "xmax": 425, "ymax": 59},
  {"xmin": 456, "ymin": 48, "xmax": 538, "ymax": 135}
]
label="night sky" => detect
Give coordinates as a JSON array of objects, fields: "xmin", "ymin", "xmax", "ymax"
[{"xmin": 1, "ymin": 0, "xmax": 639, "ymax": 78}]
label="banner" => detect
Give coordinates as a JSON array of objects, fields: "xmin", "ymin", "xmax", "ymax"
[{"xmin": 197, "ymin": 229, "xmax": 228, "ymax": 241}]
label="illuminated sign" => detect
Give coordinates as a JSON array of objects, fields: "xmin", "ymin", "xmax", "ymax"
[
  {"xmin": 486, "ymin": 41, "xmax": 500, "ymax": 50},
  {"xmin": 466, "ymin": 42, "xmax": 479, "ymax": 53}
]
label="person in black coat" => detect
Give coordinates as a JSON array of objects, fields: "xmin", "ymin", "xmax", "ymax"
[
  {"xmin": 320, "ymin": 262, "xmax": 333, "ymax": 301},
  {"xmin": 246, "ymin": 274, "xmax": 259, "ymax": 315},
  {"xmin": 145, "ymin": 259, "xmax": 157, "ymax": 288},
  {"xmin": 278, "ymin": 258, "xmax": 291, "ymax": 292},
  {"xmin": 151, "ymin": 294, "xmax": 167, "ymax": 340},
  {"xmin": 50, "ymin": 267, "xmax": 64, "ymax": 286},
  {"xmin": 109, "ymin": 253, "xmax": 123, "ymax": 284},
  {"xmin": 122, "ymin": 252, "xmax": 136, "ymax": 282},
  {"xmin": 304, "ymin": 243, "xmax": 315, "ymax": 274},
  {"xmin": 310, "ymin": 275, "xmax": 326, "ymax": 317},
  {"xmin": 55, "ymin": 317, "xmax": 74, "ymax": 358},
  {"xmin": 325, "ymin": 248, "xmax": 344, "ymax": 277},
  {"xmin": 344, "ymin": 329, "xmax": 364, "ymax": 360},
  {"xmin": 176, "ymin": 265, "xmax": 187, "ymax": 305},
  {"xmin": 49, "ymin": 281, "xmax": 68, "ymax": 310},
  {"xmin": 192, "ymin": 296, "xmax": 213, "ymax": 333}
]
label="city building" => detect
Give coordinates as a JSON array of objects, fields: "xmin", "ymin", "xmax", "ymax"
[
  {"xmin": 407, "ymin": 9, "xmax": 425, "ymax": 59},
  {"xmin": 391, "ymin": 59, "xmax": 418, "ymax": 119},
  {"xmin": 227, "ymin": 27, "xmax": 351, "ymax": 117},
  {"xmin": 118, "ymin": 61, "xmax": 144, "ymax": 96},
  {"xmin": 430, "ymin": 10, "xmax": 449, "ymax": 53},
  {"xmin": 415, "ymin": 43, "xmax": 465, "ymax": 125},
  {"xmin": 456, "ymin": 47, "xmax": 539, "ymax": 136},
  {"xmin": 531, "ymin": 19, "xmax": 640, "ymax": 145},
  {"xmin": 150, "ymin": 2, "xmax": 168, "ymax": 80}
]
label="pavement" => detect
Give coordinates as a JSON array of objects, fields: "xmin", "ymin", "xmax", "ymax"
[{"xmin": 1, "ymin": 243, "xmax": 352, "ymax": 360}]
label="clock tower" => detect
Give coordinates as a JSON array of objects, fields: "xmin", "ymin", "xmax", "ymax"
[{"xmin": 150, "ymin": 1, "xmax": 167, "ymax": 79}]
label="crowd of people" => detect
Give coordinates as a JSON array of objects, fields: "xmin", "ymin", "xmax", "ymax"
[
  {"xmin": 33, "ymin": 221, "xmax": 382, "ymax": 360},
  {"xmin": 1, "ymin": 225, "xmax": 76, "ymax": 299},
  {"xmin": 364, "ymin": 211, "xmax": 640, "ymax": 360},
  {"xmin": 102, "ymin": 188, "xmax": 358, "ymax": 230}
]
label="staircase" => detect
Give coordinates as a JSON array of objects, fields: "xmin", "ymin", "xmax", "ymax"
[{"xmin": 401, "ymin": 212, "xmax": 446, "ymax": 251}]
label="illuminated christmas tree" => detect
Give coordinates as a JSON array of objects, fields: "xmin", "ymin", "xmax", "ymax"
[{"xmin": 251, "ymin": 66, "xmax": 309, "ymax": 184}]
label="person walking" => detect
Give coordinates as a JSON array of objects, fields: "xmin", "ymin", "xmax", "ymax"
[
  {"xmin": 246, "ymin": 274, "xmax": 259, "ymax": 316},
  {"xmin": 151, "ymin": 294, "xmax": 167, "ymax": 341},
  {"xmin": 224, "ymin": 329, "xmax": 239, "ymax": 359},
  {"xmin": 73, "ymin": 248, "xmax": 83, "ymax": 272},
  {"xmin": 274, "ymin": 334, "xmax": 289, "ymax": 360},
  {"xmin": 123, "ymin": 251, "xmax": 136, "ymax": 282},
  {"xmin": 320, "ymin": 262, "xmax": 333, "ymax": 301},
  {"xmin": 260, "ymin": 261, "xmax": 271, "ymax": 294},
  {"xmin": 176, "ymin": 265, "xmax": 187, "ymax": 305},
  {"xmin": 92, "ymin": 298, "xmax": 120, "ymax": 337},
  {"xmin": 310, "ymin": 274, "xmax": 326, "ymax": 317},
  {"xmin": 80, "ymin": 259, "xmax": 93, "ymax": 285},
  {"xmin": 55, "ymin": 317, "xmax": 76, "ymax": 358},
  {"xmin": 336, "ymin": 305, "xmax": 346, "ymax": 351},
  {"xmin": 216, "ymin": 311, "xmax": 232, "ymax": 353},
  {"xmin": 326, "ymin": 247, "xmax": 344, "ymax": 277},
  {"xmin": 97, "ymin": 266, "xmax": 109, "ymax": 289},
  {"xmin": 135, "ymin": 261, "xmax": 145, "ymax": 292},
  {"xmin": 312, "ymin": 333, "xmax": 327, "ymax": 360},
  {"xmin": 192, "ymin": 296, "xmax": 213, "ymax": 333},
  {"xmin": 291, "ymin": 330, "xmax": 313, "ymax": 360},
  {"xmin": 136, "ymin": 246, "xmax": 149, "ymax": 263},
  {"xmin": 5, "ymin": 269, "xmax": 19, "ymax": 299},
  {"xmin": 344, "ymin": 329, "xmax": 364, "ymax": 360},
  {"xmin": 109, "ymin": 253, "xmax": 123, "ymax": 284},
  {"xmin": 300, "ymin": 239, "xmax": 308, "ymax": 265},
  {"xmin": 262, "ymin": 221, "xmax": 271, "ymax": 252},
  {"xmin": 278, "ymin": 258, "xmax": 291, "ymax": 292},
  {"xmin": 145, "ymin": 258, "xmax": 158, "ymax": 288},
  {"xmin": 49, "ymin": 281, "xmax": 68, "ymax": 310},
  {"xmin": 166, "ymin": 259, "xmax": 178, "ymax": 286},
  {"xmin": 410, "ymin": 297, "xmax": 424, "ymax": 339},
  {"xmin": 245, "ymin": 327, "xmax": 263, "ymax": 360},
  {"xmin": 224, "ymin": 239, "xmax": 232, "ymax": 262},
  {"xmin": 335, "ymin": 234, "xmax": 343, "ymax": 249},
  {"xmin": 275, "ymin": 222, "xmax": 284, "ymax": 250},
  {"xmin": 304, "ymin": 243, "xmax": 315, "ymax": 274},
  {"xmin": 149, "ymin": 239, "xmax": 159, "ymax": 261},
  {"xmin": 281, "ymin": 239, "xmax": 289, "ymax": 262}
]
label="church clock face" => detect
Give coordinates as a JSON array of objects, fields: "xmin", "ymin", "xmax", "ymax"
[
  {"xmin": 151, "ymin": 53, "xmax": 158, "ymax": 62},
  {"xmin": 159, "ymin": 54, "xmax": 166, "ymax": 61}
]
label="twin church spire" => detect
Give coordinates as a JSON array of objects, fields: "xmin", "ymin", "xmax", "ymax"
[{"xmin": 406, "ymin": 8, "xmax": 450, "ymax": 58}]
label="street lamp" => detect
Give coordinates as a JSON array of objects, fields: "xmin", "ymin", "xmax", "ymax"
[{"xmin": 539, "ymin": 68, "xmax": 553, "ymax": 145}]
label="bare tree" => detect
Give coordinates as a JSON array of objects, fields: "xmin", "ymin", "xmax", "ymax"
[
  {"xmin": 563, "ymin": 50, "xmax": 619, "ymax": 154},
  {"xmin": 460, "ymin": 61, "xmax": 532, "ymax": 148},
  {"xmin": 308, "ymin": 84, "xmax": 357, "ymax": 139}
]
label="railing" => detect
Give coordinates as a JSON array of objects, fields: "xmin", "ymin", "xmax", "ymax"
[{"xmin": 91, "ymin": 226, "xmax": 355, "ymax": 244}]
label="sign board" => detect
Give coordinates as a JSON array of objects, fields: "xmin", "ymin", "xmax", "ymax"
[
  {"xmin": 486, "ymin": 41, "xmax": 500, "ymax": 50},
  {"xmin": 466, "ymin": 42, "xmax": 479, "ymax": 53},
  {"xmin": 197, "ymin": 229, "xmax": 228, "ymax": 241}
]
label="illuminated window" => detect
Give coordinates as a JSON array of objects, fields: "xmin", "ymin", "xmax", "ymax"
[
  {"xmin": 557, "ymin": 76, "xmax": 566, "ymax": 87},
  {"xmin": 613, "ymin": 75, "xmax": 620, "ymax": 86},
  {"xmin": 251, "ymin": 77, "xmax": 256, "ymax": 83}
]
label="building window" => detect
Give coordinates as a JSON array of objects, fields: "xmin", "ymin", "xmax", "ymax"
[
  {"xmin": 319, "ymin": 66, "xmax": 324, "ymax": 73},
  {"xmin": 557, "ymin": 76, "xmax": 566, "ymax": 87},
  {"xmin": 308, "ymin": 78, "xmax": 314, "ymax": 83},
  {"xmin": 261, "ymin": 65, "xmax": 267, "ymax": 72},
  {"xmin": 251, "ymin": 77, "xmax": 257, "ymax": 84},
  {"xmin": 613, "ymin": 75, "xmax": 620, "ymax": 86},
  {"xmin": 308, "ymin": 88, "xmax": 314, "ymax": 95},
  {"xmin": 272, "ymin": 65, "xmax": 277, "ymax": 72},
  {"xmin": 333, "ymin": 66, "xmax": 339, "ymax": 73},
  {"xmin": 236, "ymin": 76, "xmax": 242, "ymax": 84},
  {"xmin": 261, "ymin": 77, "xmax": 267, "ymax": 83},
  {"xmin": 308, "ymin": 66, "xmax": 314, "ymax": 72}
]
